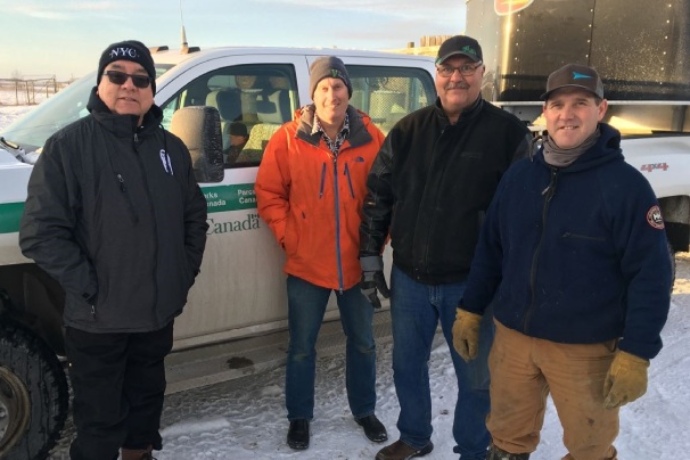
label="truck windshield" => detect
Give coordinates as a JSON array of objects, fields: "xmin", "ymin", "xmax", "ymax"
[{"xmin": 1, "ymin": 65, "xmax": 172, "ymax": 151}]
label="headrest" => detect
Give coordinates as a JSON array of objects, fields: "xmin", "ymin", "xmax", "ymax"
[
  {"xmin": 269, "ymin": 76, "xmax": 290, "ymax": 90},
  {"xmin": 257, "ymin": 94, "xmax": 284, "ymax": 124},
  {"xmin": 205, "ymin": 89, "xmax": 241, "ymax": 121}
]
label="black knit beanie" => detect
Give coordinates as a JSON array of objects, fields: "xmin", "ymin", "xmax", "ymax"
[
  {"xmin": 309, "ymin": 56, "xmax": 353, "ymax": 99},
  {"xmin": 97, "ymin": 40, "xmax": 156, "ymax": 93}
]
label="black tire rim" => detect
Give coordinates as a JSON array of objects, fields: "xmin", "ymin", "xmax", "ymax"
[{"xmin": 0, "ymin": 367, "xmax": 31, "ymax": 454}]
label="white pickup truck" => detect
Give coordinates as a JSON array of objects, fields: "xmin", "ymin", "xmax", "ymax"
[{"xmin": 0, "ymin": 46, "xmax": 437, "ymax": 459}]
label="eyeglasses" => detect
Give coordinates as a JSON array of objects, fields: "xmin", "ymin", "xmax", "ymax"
[
  {"xmin": 102, "ymin": 70, "xmax": 151, "ymax": 89},
  {"xmin": 436, "ymin": 62, "xmax": 483, "ymax": 78}
]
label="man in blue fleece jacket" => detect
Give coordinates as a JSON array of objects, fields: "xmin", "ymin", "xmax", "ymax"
[{"xmin": 452, "ymin": 64, "xmax": 673, "ymax": 460}]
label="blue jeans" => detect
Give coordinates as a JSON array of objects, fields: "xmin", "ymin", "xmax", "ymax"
[
  {"xmin": 285, "ymin": 275, "xmax": 377, "ymax": 421},
  {"xmin": 390, "ymin": 265, "xmax": 493, "ymax": 460}
]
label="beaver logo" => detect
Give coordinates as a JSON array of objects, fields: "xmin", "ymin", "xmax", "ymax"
[{"xmin": 646, "ymin": 205, "xmax": 665, "ymax": 230}]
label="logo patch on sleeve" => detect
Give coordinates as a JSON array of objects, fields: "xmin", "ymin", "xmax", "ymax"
[{"xmin": 646, "ymin": 205, "xmax": 665, "ymax": 230}]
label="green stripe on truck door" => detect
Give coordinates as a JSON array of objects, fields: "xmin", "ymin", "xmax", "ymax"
[
  {"xmin": 0, "ymin": 184, "xmax": 257, "ymax": 234},
  {"xmin": 0, "ymin": 202, "xmax": 23, "ymax": 234},
  {"xmin": 202, "ymin": 184, "xmax": 257, "ymax": 212}
]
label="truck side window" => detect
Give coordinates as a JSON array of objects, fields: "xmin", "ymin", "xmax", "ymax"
[
  {"xmin": 346, "ymin": 66, "xmax": 436, "ymax": 135},
  {"xmin": 159, "ymin": 64, "xmax": 298, "ymax": 168}
]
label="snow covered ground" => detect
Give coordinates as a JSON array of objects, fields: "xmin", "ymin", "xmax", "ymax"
[
  {"xmin": 0, "ymin": 89, "xmax": 47, "ymax": 130},
  {"xmin": 0, "ymin": 105, "xmax": 34, "ymax": 133},
  {"xmin": 2, "ymin": 103, "xmax": 689, "ymax": 459}
]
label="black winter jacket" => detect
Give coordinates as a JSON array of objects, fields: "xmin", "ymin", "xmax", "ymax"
[
  {"xmin": 20, "ymin": 88, "xmax": 208, "ymax": 333},
  {"xmin": 360, "ymin": 97, "xmax": 530, "ymax": 284}
]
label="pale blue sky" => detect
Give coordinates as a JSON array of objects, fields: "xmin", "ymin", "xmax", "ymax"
[{"xmin": 0, "ymin": 0, "xmax": 466, "ymax": 80}]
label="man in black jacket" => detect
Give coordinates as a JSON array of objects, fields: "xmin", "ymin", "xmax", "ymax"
[
  {"xmin": 19, "ymin": 40, "xmax": 208, "ymax": 460},
  {"xmin": 359, "ymin": 36, "xmax": 530, "ymax": 460}
]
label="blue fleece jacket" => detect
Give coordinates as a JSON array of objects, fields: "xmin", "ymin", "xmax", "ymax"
[{"xmin": 462, "ymin": 123, "xmax": 672, "ymax": 360}]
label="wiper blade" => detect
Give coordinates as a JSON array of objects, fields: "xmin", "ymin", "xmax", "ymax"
[
  {"xmin": 0, "ymin": 136, "xmax": 39, "ymax": 164},
  {"xmin": 0, "ymin": 136, "xmax": 20, "ymax": 150}
]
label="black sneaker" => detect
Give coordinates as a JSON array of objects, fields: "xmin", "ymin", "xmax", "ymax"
[
  {"xmin": 287, "ymin": 419, "xmax": 310, "ymax": 450},
  {"xmin": 356, "ymin": 414, "xmax": 388, "ymax": 443}
]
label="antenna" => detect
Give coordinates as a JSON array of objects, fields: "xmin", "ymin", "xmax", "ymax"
[{"xmin": 180, "ymin": 0, "xmax": 188, "ymax": 50}]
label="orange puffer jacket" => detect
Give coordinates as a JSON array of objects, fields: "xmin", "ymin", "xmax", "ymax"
[{"xmin": 256, "ymin": 105, "xmax": 384, "ymax": 291}]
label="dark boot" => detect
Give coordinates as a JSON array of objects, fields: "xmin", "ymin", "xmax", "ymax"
[
  {"xmin": 287, "ymin": 419, "xmax": 310, "ymax": 450},
  {"xmin": 355, "ymin": 414, "xmax": 388, "ymax": 443},
  {"xmin": 375, "ymin": 440, "xmax": 433, "ymax": 459},
  {"xmin": 486, "ymin": 444, "xmax": 530, "ymax": 460},
  {"xmin": 121, "ymin": 445, "xmax": 156, "ymax": 460}
]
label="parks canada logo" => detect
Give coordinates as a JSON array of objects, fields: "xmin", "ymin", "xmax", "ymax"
[{"xmin": 207, "ymin": 213, "xmax": 261, "ymax": 235}]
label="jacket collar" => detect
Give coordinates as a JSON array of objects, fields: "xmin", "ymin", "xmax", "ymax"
[
  {"xmin": 295, "ymin": 104, "xmax": 373, "ymax": 148},
  {"xmin": 87, "ymin": 86, "xmax": 163, "ymax": 138},
  {"xmin": 433, "ymin": 95, "xmax": 484, "ymax": 126},
  {"xmin": 535, "ymin": 123, "xmax": 623, "ymax": 172}
]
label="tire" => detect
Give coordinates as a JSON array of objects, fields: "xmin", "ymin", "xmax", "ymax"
[{"xmin": 0, "ymin": 316, "xmax": 69, "ymax": 460}]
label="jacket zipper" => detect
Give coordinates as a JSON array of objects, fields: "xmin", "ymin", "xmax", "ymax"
[
  {"xmin": 133, "ymin": 130, "xmax": 160, "ymax": 323},
  {"xmin": 116, "ymin": 173, "xmax": 139, "ymax": 223},
  {"xmin": 343, "ymin": 163, "xmax": 355, "ymax": 198},
  {"xmin": 524, "ymin": 168, "xmax": 559, "ymax": 332},
  {"xmin": 417, "ymin": 126, "xmax": 447, "ymax": 280},
  {"xmin": 319, "ymin": 163, "xmax": 327, "ymax": 198},
  {"xmin": 332, "ymin": 155, "xmax": 345, "ymax": 293}
]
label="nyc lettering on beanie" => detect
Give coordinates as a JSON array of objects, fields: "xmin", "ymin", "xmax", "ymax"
[{"xmin": 97, "ymin": 40, "xmax": 156, "ymax": 93}]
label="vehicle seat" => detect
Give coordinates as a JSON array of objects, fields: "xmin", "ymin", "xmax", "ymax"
[
  {"xmin": 266, "ymin": 76, "xmax": 293, "ymax": 122},
  {"xmin": 206, "ymin": 89, "xmax": 241, "ymax": 150},
  {"xmin": 236, "ymin": 83, "xmax": 289, "ymax": 165}
]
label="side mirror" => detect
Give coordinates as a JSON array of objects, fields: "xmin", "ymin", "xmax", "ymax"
[{"xmin": 170, "ymin": 106, "xmax": 224, "ymax": 183}]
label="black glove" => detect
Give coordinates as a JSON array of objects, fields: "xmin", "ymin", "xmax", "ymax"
[{"xmin": 360, "ymin": 255, "xmax": 390, "ymax": 308}]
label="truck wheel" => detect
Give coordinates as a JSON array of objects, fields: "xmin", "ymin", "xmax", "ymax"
[{"xmin": 0, "ymin": 317, "xmax": 68, "ymax": 460}]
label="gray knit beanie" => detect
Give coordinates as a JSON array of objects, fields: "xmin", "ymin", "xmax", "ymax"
[{"xmin": 309, "ymin": 56, "xmax": 353, "ymax": 99}]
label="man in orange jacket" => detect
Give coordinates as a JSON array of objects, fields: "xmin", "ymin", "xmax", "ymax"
[{"xmin": 255, "ymin": 56, "xmax": 387, "ymax": 452}]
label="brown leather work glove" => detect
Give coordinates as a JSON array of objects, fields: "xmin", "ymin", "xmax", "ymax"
[
  {"xmin": 603, "ymin": 350, "xmax": 650, "ymax": 409},
  {"xmin": 452, "ymin": 308, "xmax": 483, "ymax": 362}
]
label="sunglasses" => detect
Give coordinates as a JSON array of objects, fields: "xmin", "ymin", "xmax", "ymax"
[{"xmin": 102, "ymin": 70, "xmax": 151, "ymax": 89}]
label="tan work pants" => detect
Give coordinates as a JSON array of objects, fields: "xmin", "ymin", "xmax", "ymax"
[{"xmin": 487, "ymin": 320, "xmax": 619, "ymax": 460}]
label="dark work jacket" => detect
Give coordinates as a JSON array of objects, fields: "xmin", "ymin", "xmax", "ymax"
[
  {"xmin": 462, "ymin": 123, "xmax": 672, "ymax": 359},
  {"xmin": 20, "ymin": 88, "xmax": 208, "ymax": 333},
  {"xmin": 360, "ymin": 97, "xmax": 530, "ymax": 284}
]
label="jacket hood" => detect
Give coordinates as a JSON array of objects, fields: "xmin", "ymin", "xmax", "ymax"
[
  {"xmin": 293, "ymin": 104, "xmax": 374, "ymax": 148},
  {"xmin": 536, "ymin": 123, "xmax": 623, "ymax": 173},
  {"xmin": 87, "ymin": 86, "xmax": 163, "ymax": 137}
]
